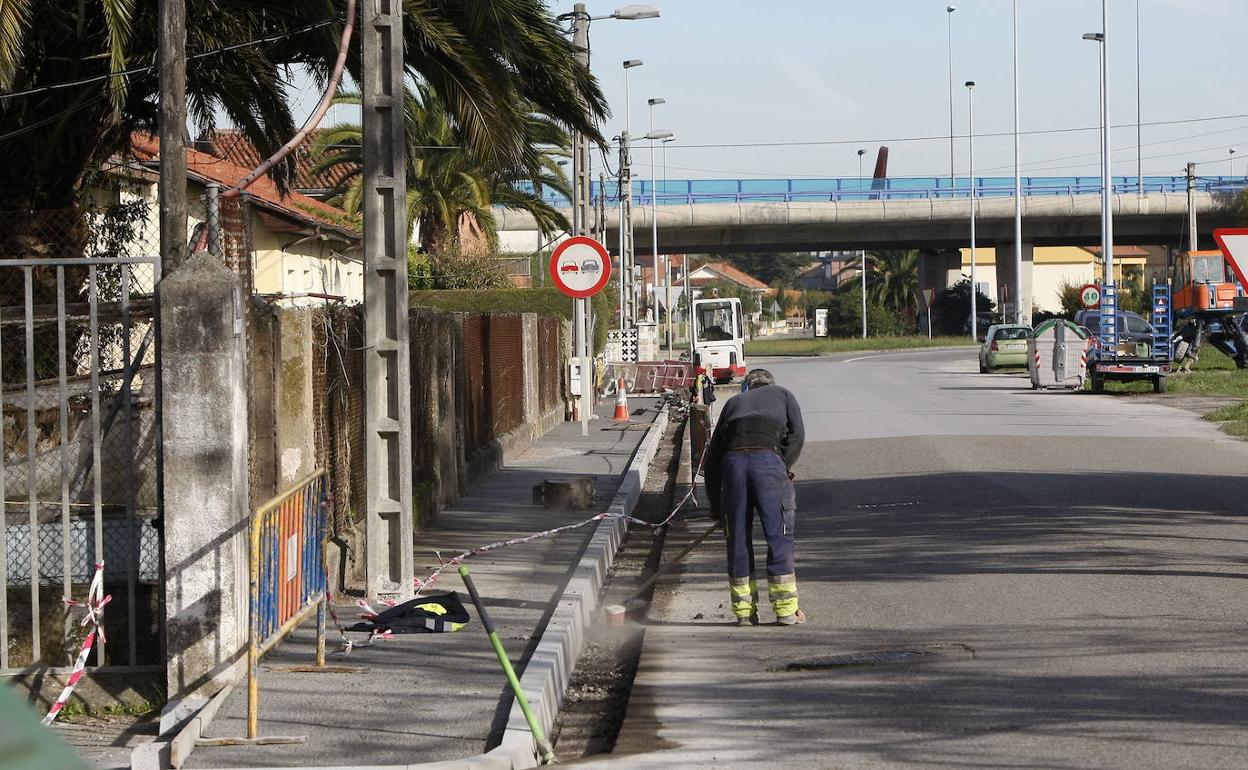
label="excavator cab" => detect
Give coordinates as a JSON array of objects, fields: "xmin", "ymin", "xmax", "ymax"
[{"xmin": 1173, "ymin": 250, "xmax": 1240, "ymax": 317}]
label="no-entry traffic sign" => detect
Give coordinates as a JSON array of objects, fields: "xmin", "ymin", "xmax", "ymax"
[
  {"xmin": 1079, "ymin": 283, "xmax": 1101, "ymax": 309},
  {"xmin": 549, "ymin": 237, "xmax": 611, "ymax": 299},
  {"xmin": 1213, "ymin": 228, "xmax": 1248, "ymax": 288}
]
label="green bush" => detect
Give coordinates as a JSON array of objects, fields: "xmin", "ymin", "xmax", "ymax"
[
  {"xmin": 817, "ymin": 285, "xmax": 913, "ymax": 337},
  {"xmin": 410, "ymin": 287, "xmax": 611, "ymax": 352}
]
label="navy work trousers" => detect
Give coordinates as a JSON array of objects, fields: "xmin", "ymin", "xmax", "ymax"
[{"xmin": 721, "ymin": 449, "xmax": 796, "ymax": 580}]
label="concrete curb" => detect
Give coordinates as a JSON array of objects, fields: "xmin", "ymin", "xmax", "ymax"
[{"xmin": 145, "ymin": 407, "xmax": 672, "ymax": 770}]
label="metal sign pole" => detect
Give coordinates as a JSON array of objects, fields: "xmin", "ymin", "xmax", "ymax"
[{"xmin": 580, "ymin": 297, "xmax": 591, "ymax": 437}]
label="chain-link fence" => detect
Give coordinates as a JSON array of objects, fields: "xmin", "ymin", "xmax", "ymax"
[{"xmin": 0, "ymin": 204, "xmax": 161, "ymax": 673}]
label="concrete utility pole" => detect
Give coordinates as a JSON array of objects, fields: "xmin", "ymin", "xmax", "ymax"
[
  {"xmin": 158, "ymin": 0, "xmax": 187, "ymax": 274},
  {"xmin": 570, "ymin": 5, "xmax": 592, "ymax": 238},
  {"xmin": 618, "ymin": 136, "xmax": 634, "ymax": 325},
  {"xmin": 362, "ymin": 0, "xmax": 414, "ymax": 600}
]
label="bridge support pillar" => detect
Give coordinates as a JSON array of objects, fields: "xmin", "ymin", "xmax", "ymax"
[
  {"xmin": 996, "ymin": 241, "xmax": 1034, "ymax": 325},
  {"xmin": 919, "ymin": 249, "xmax": 961, "ymax": 292}
]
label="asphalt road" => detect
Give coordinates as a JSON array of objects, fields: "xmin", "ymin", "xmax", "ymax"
[{"xmin": 597, "ymin": 348, "xmax": 1248, "ymax": 769}]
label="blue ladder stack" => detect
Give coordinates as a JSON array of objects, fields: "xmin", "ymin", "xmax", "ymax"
[
  {"xmin": 1151, "ymin": 284, "xmax": 1172, "ymax": 360},
  {"xmin": 1099, "ymin": 283, "xmax": 1118, "ymax": 358}
]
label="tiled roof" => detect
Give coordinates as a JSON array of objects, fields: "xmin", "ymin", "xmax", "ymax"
[
  {"xmin": 130, "ymin": 133, "xmax": 359, "ymax": 240},
  {"xmin": 193, "ymin": 128, "xmax": 355, "ymax": 193},
  {"xmin": 694, "ymin": 261, "xmax": 768, "ymax": 290},
  {"xmin": 1082, "ymin": 245, "xmax": 1150, "ymax": 258}
]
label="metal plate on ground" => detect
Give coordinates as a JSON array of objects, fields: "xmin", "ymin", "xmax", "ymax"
[{"xmin": 785, "ymin": 643, "xmax": 973, "ymax": 671}]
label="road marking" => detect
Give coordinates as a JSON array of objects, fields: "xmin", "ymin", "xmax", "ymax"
[{"xmin": 842, "ymin": 348, "xmax": 973, "ymax": 364}]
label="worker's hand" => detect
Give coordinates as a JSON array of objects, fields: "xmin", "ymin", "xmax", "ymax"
[{"xmin": 787, "ymin": 471, "xmax": 795, "ymax": 481}]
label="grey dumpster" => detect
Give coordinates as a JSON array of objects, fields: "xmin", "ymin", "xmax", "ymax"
[{"xmin": 1029, "ymin": 319, "xmax": 1091, "ymax": 390}]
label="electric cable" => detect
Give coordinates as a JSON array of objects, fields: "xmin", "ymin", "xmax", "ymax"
[{"xmin": 0, "ymin": 17, "xmax": 342, "ymax": 102}]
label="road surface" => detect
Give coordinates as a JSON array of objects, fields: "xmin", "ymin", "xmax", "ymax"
[{"xmin": 600, "ymin": 348, "xmax": 1248, "ymax": 769}]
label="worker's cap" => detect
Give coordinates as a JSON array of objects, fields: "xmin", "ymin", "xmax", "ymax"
[{"xmin": 741, "ymin": 369, "xmax": 775, "ymax": 392}]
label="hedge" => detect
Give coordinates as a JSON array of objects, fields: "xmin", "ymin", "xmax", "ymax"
[{"xmin": 409, "ymin": 287, "xmax": 612, "ymax": 353}]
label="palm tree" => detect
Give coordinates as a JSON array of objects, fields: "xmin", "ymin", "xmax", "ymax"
[
  {"xmin": 312, "ymin": 83, "xmax": 570, "ymax": 251},
  {"xmin": 862, "ymin": 249, "xmax": 921, "ymax": 323},
  {"xmin": 0, "ymin": 1, "xmax": 606, "ymax": 212}
]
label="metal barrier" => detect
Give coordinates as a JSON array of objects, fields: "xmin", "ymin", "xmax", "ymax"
[
  {"xmin": 248, "ymin": 469, "xmax": 331, "ymax": 739},
  {"xmin": 603, "ymin": 360, "xmax": 695, "ymax": 395},
  {"xmin": 196, "ymin": 470, "xmax": 356, "ymax": 749}
]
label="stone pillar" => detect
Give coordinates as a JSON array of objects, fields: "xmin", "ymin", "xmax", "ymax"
[
  {"xmin": 521, "ymin": 313, "xmax": 540, "ymax": 425},
  {"xmin": 995, "ymin": 241, "xmax": 1034, "ymax": 325},
  {"xmin": 160, "ymin": 253, "xmax": 250, "ymax": 708},
  {"xmin": 275, "ymin": 307, "xmax": 315, "ymax": 487}
]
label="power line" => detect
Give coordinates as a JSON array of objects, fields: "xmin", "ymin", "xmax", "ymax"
[
  {"xmin": 0, "ymin": 17, "xmax": 341, "ymax": 102},
  {"xmin": 643, "ymin": 112, "xmax": 1248, "ymax": 151}
]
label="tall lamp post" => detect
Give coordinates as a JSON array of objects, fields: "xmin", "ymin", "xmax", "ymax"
[
  {"xmin": 858, "ymin": 147, "xmax": 867, "ymax": 339},
  {"xmin": 1011, "ymin": 0, "xmax": 1024, "ymax": 324},
  {"xmin": 621, "ymin": 58, "xmax": 644, "ymax": 326},
  {"xmin": 559, "ymin": 5, "xmax": 659, "ymax": 323},
  {"xmin": 1231, "ymin": 148, "xmax": 1238, "ymax": 179},
  {"xmin": 946, "ymin": 5, "xmax": 957, "ymax": 195},
  {"xmin": 646, "ymin": 126, "xmax": 674, "ymax": 349},
  {"xmin": 647, "ymin": 97, "xmax": 665, "ymax": 334},
  {"xmin": 967, "ymin": 81, "xmax": 978, "ymax": 341},
  {"xmin": 1084, "ymin": 19, "xmax": 1113, "ymax": 288}
]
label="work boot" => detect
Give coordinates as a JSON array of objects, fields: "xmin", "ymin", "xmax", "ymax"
[
  {"xmin": 775, "ymin": 609, "xmax": 807, "ymax": 626},
  {"xmin": 737, "ymin": 613, "xmax": 759, "ymax": 627}
]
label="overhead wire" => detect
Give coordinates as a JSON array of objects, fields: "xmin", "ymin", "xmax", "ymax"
[{"xmin": 0, "ymin": 17, "xmax": 342, "ymax": 102}]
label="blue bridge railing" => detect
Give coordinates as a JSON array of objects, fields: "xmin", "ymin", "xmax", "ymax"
[{"xmin": 522, "ymin": 176, "xmax": 1246, "ymax": 207}]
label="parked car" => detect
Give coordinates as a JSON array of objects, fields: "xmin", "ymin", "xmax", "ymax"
[
  {"xmin": 1073, "ymin": 309, "xmax": 1156, "ymax": 345},
  {"xmin": 979, "ymin": 324, "xmax": 1032, "ymax": 372}
]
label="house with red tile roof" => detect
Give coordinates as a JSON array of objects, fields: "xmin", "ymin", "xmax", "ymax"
[{"xmin": 123, "ymin": 134, "xmax": 363, "ymax": 302}]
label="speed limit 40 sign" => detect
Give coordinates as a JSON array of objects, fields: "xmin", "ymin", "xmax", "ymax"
[{"xmin": 1079, "ymin": 283, "xmax": 1101, "ymax": 309}]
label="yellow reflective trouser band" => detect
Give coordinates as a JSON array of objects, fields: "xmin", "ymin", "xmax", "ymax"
[
  {"xmin": 416, "ymin": 603, "xmax": 449, "ymax": 616},
  {"xmin": 768, "ymin": 573, "xmax": 799, "ymax": 617},
  {"xmin": 729, "ymin": 577, "xmax": 758, "ymax": 618}
]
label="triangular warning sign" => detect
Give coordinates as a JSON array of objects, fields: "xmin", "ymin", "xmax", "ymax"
[{"xmin": 1213, "ymin": 228, "xmax": 1248, "ymax": 287}]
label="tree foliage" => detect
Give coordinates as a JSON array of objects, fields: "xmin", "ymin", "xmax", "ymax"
[
  {"xmin": 313, "ymin": 83, "xmax": 570, "ymax": 252},
  {"xmin": 713, "ymin": 252, "xmax": 811, "ymax": 286},
  {"xmin": 931, "ymin": 277, "xmax": 995, "ymax": 335},
  {"xmin": 0, "ymin": 0, "xmax": 607, "ymax": 210}
]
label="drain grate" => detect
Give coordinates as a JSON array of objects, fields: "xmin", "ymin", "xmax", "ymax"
[{"xmin": 786, "ymin": 644, "xmax": 971, "ymax": 671}]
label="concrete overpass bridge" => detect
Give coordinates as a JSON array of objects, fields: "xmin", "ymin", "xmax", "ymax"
[
  {"xmin": 498, "ymin": 176, "xmax": 1245, "ymax": 319},
  {"xmin": 499, "ymin": 175, "xmax": 1246, "ymax": 253}
]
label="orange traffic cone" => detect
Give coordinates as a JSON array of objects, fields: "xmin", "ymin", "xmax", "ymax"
[{"xmin": 613, "ymin": 378, "xmax": 630, "ymax": 422}]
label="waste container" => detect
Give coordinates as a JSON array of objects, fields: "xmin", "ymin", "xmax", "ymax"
[{"xmin": 1029, "ymin": 319, "xmax": 1091, "ymax": 390}]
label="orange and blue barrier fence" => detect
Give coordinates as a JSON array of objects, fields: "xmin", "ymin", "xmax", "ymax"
[{"xmin": 246, "ymin": 469, "xmax": 329, "ymax": 740}]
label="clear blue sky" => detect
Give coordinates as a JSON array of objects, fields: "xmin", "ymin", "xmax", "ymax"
[
  {"xmin": 285, "ymin": 1, "xmax": 1246, "ymax": 182},
  {"xmin": 580, "ymin": 0, "xmax": 1245, "ymax": 180}
]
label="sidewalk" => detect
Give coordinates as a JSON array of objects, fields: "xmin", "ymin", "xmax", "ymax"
[{"xmin": 180, "ymin": 398, "xmax": 664, "ymax": 770}]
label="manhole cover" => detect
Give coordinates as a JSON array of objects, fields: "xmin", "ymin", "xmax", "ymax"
[{"xmin": 786, "ymin": 643, "xmax": 972, "ymax": 671}]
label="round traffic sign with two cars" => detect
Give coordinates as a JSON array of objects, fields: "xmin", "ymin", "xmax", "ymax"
[{"xmin": 549, "ymin": 237, "xmax": 612, "ymax": 298}]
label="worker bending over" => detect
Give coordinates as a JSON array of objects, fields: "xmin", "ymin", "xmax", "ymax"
[{"xmin": 704, "ymin": 368, "xmax": 806, "ymax": 626}]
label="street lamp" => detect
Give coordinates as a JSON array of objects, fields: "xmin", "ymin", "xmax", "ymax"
[
  {"xmin": 858, "ymin": 147, "xmax": 867, "ymax": 339},
  {"xmin": 967, "ymin": 81, "xmax": 978, "ymax": 341},
  {"xmin": 621, "ymin": 59, "xmax": 643, "ymax": 326},
  {"xmin": 1084, "ymin": 20, "xmax": 1113, "ymax": 289},
  {"xmin": 648, "ymin": 98, "xmax": 665, "ymax": 338},
  {"xmin": 556, "ymin": 4, "xmax": 659, "ymax": 439},
  {"xmin": 646, "ymin": 123, "xmax": 673, "ymax": 347},
  {"xmin": 1231, "ymin": 148, "xmax": 1237, "ymax": 179},
  {"xmin": 1011, "ymin": 0, "xmax": 1023, "ymax": 324},
  {"xmin": 946, "ymin": 5, "xmax": 957, "ymax": 196}
]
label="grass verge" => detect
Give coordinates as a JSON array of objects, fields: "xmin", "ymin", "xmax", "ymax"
[
  {"xmin": 1093, "ymin": 347, "xmax": 1248, "ymax": 435},
  {"xmin": 746, "ymin": 335, "xmax": 973, "ymax": 357}
]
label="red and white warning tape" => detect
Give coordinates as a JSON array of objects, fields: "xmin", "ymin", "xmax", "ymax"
[{"xmin": 42, "ymin": 562, "xmax": 111, "ymax": 726}]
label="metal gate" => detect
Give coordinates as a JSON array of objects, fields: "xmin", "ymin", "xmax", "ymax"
[{"xmin": 1, "ymin": 207, "xmax": 162, "ymax": 676}]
